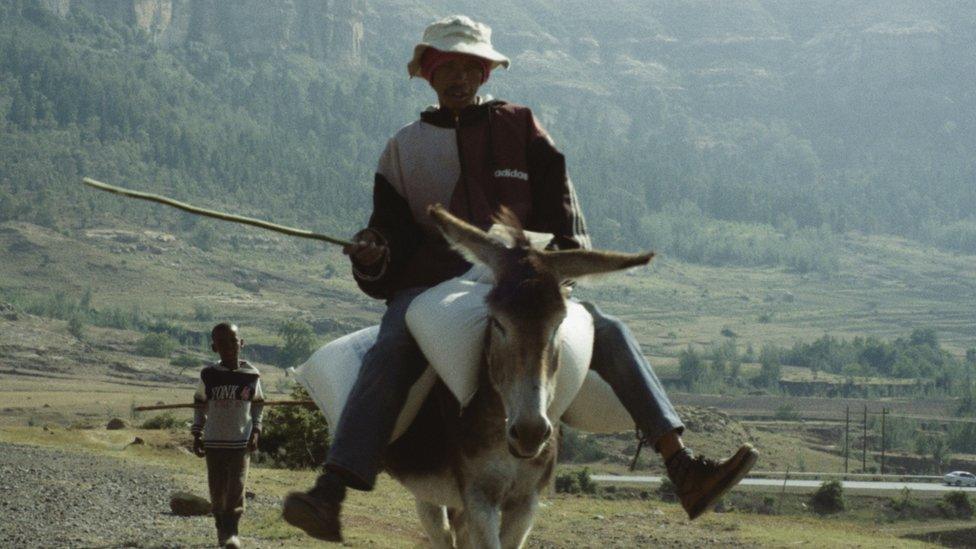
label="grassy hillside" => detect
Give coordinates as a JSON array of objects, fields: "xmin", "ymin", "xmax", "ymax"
[
  {"xmin": 2, "ymin": 0, "xmax": 976, "ymax": 255},
  {"xmin": 2, "ymin": 217, "xmax": 974, "ymax": 360}
]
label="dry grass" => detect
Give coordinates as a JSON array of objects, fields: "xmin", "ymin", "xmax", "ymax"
[{"xmin": 1, "ymin": 426, "xmax": 967, "ymax": 547}]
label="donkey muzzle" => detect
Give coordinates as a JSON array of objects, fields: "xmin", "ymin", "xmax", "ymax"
[{"xmin": 507, "ymin": 417, "xmax": 553, "ymax": 459}]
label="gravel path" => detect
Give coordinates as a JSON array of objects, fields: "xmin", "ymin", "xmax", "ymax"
[{"xmin": 0, "ymin": 442, "xmax": 276, "ymax": 548}]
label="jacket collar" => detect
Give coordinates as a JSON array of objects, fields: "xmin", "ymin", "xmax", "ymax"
[
  {"xmin": 421, "ymin": 98, "xmax": 506, "ymax": 128},
  {"xmin": 212, "ymin": 360, "xmax": 259, "ymax": 375}
]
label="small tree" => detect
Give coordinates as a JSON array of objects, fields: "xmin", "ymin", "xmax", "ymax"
[
  {"xmin": 757, "ymin": 346, "xmax": 782, "ymax": 388},
  {"xmin": 810, "ymin": 480, "xmax": 845, "ymax": 514},
  {"xmin": 259, "ymin": 385, "xmax": 330, "ymax": 469},
  {"xmin": 277, "ymin": 320, "xmax": 316, "ymax": 369},
  {"xmin": 136, "ymin": 332, "xmax": 179, "ymax": 358},
  {"xmin": 67, "ymin": 315, "xmax": 85, "ymax": 340},
  {"xmin": 678, "ymin": 347, "xmax": 706, "ymax": 389}
]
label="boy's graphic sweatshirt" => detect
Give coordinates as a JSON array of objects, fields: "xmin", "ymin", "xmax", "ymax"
[{"xmin": 192, "ymin": 361, "xmax": 264, "ymax": 449}]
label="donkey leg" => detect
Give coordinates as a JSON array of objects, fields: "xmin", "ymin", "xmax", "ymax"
[
  {"xmin": 499, "ymin": 494, "xmax": 538, "ymax": 549},
  {"xmin": 458, "ymin": 491, "xmax": 501, "ymax": 549},
  {"xmin": 415, "ymin": 500, "xmax": 454, "ymax": 549}
]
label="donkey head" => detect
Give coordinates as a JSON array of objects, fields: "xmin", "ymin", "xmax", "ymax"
[{"xmin": 429, "ymin": 205, "xmax": 654, "ymax": 459}]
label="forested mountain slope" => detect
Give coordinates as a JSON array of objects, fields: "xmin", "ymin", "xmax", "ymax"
[{"xmin": 2, "ymin": 0, "xmax": 975, "ymax": 264}]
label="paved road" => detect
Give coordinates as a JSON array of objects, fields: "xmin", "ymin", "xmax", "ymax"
[{"xmin": 592, "ymin": 474, "xmax": 976, "ymax": 495}]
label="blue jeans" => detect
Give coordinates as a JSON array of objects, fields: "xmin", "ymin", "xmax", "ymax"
[{"xmin": 324, "ymin": 290, "xmax": 683, "ymax": 490}]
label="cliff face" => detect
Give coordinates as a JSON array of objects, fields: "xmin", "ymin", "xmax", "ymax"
[{"xmin": 41, "ymin": 0, "xmax": 368, "ymax": 65}]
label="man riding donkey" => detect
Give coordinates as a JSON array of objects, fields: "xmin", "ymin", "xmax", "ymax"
[{"xmin": 283, "ymin": 15, "xmax": 758, "ymax": 541}]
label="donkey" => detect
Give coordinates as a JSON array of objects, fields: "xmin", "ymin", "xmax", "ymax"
[{"xmin": 383, "ymin": 204, "xmax": 653, "ymax": 548}]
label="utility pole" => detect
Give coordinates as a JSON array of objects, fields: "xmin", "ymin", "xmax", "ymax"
[
  {"xmin": 844, "ymin": 405, "xmax": 850, "ymax": 474},
  {"xmin": 881, "ymin": 407, "xmax": 887, "ymax": 475},
  {"xmin": 862, "ymin": 405, "xmax": 868, "ymax": 472}
]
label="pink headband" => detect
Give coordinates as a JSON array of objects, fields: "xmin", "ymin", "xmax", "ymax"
[{"xmin": 420, "ymin": 49, "xmax": 491, "ymax": 84}]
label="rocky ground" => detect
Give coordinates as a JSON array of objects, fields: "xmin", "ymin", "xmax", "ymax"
[{"xmin": 0, "ymin": 441, "xmax": 278, "ymax": 548}]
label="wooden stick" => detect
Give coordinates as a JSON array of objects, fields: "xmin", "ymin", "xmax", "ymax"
[
  {"xmin": 134, "ymin": 400, "xmax": 316, "ymax": 412},
  {"xmin": 82, "ymin": 177, "xmax": 353, "ymax": 247}
]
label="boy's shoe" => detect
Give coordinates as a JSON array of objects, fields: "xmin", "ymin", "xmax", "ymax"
[
  {"xmin": 282, "ymin": 491, "xmax": 343, "ymax": 542},
  {"xmin": 223, "ymin": 535, "xmax": 241, "ymax": 549},
  {"xmin": 666, "ymin": 444, "xmax": 758, "ymax": 520}
]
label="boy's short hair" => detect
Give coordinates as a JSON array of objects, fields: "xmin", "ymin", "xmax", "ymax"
[{"xmin": 211, "ymin": 322, "xmax": 238, "ymax": 340}]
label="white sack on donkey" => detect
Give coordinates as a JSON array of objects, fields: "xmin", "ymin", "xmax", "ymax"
[{"xmin": 292, "ymin": 243, "xmax": 636, "ymax": 442}]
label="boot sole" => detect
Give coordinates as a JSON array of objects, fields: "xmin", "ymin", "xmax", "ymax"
[
  {"xmin": 687, "ymin": 444, "xmax": 759, "ymax": 520},
  {"xmin": 282, "ymin": 493, "xmax": 343, "ymax": 542}
]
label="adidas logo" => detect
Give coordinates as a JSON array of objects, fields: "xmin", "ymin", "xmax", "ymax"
[{"xmin": 494, "ymin": 168, "xmax": 528, "ymax": 181}]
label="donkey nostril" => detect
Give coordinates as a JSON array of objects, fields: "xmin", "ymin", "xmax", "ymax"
[
  {"xmin": 508, "ymin": 425, "xmax": 520, "ymax": 441},
  {"xmin": 543, "ymin": 423, "xmax": 553, "ymax": 441}
]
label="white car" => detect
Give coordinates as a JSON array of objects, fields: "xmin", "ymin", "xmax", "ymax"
[{"xmin": 943, "ymin": 471, "xmax": 976, "ymax": 487}]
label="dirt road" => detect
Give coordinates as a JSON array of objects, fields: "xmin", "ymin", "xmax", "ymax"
[{"xmin": 0, "ymin": 441, "xmax": 275, "ymax": 548}]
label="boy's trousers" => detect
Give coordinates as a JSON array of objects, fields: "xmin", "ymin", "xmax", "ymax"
[{"xmin": 206, "ymin": 448, "xmax": 250, "ymax": 518}]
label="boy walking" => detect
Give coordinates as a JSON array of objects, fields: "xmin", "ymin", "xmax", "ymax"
[{"xmin": 192, "ymin": 323, "xmax": 265, "ymax": 549}]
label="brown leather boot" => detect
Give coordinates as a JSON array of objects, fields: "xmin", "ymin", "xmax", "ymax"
[
  {"xmin": 282, "ymin": 475, "xmax": 346, "ymax": 542},
  {"xmin": 282, "ymin": 491, "xmax": 343, "ymax": 542},
  {"xmin": 666, "ymin": 444, "xmax": 758, "ymax": 520}
]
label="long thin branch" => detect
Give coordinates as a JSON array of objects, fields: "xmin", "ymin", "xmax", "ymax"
[
  {"xmin": 82, "ymin": 177, "xmax": 353, "ymax": 247},
  {"xmin": 134, "ymin": 400, "xmax": 316, "ymax": 412}
]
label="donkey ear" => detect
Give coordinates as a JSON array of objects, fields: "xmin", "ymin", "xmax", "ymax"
[
  {"xmin": 428, "ymin": 204, "xmax": 508, "ymax": 272},
  {"xmin": 541, "ymin": 249, "xmax": 654, "ymax": 281}
]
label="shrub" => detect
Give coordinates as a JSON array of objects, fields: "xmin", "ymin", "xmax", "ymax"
[
  {"xmin": 141, "ymin": 413, "xmax": 185, "ymax": 430},
  {"xmin": 259, "ymin": 385, "xmax": 329, "ymax": 469},
  {"xmin": 576, "ymin": 467, "xmax": 597, "ymax": 494},
  {"xmin": 192, "ymin": 304, "xmax": 214, "ymax": 322},
  {"xmin": 890, "ymin": 487, "xmax": 913, "ymax": 512},
  {"xmin": 558, "ymin": 427, "xmax": 608, "ymax": 463},
  {"xmin": 170, "ymin": 354, "xmax": 202, "ymax": 370},
  {"xmin": 136, "ymin": 332, "xmax": 179, "ymax": 357},
  {"xmin": 940, "ymin": 491, "xmax": 974, "ymax": 520},
  {"xmin": 190, "ymin": 225, "xmax": 217, "ymax": 251},
  {"xmin": 774, "ymin": 404, "xmax": 800, "ymax": 421},
  {"xmin": 555, "ymin": 471, "xmax": 581, "ymax": 494},
  {"xmin": 658, "ymin": 477, "xmax": 677, "ymax": 502},
  {"xmin": 555, "ymin": 468, "xmax": 596, "ymax": 495},
  {"xmin": 810, "ymin": 480, "xmax": 845, "ymax": 514}
]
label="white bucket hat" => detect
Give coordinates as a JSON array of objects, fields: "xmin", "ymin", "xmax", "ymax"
[{"xmin": 407, "ymin": 15, "xmax": 511, "ymax": 78}]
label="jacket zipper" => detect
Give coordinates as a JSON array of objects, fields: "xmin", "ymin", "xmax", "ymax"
[{"xmin": 455, "ymin": 114, "xmax": 475, "ymax": 221}]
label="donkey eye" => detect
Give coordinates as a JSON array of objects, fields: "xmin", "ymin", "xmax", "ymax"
[{"xmin": 490, "ymin": 316, "xmax": 506, "ymax": 336}]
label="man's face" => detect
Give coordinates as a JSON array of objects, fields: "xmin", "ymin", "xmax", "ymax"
[
  {"xmin": 212, "ymin": 328, "xmax": 242, "ymax": 364},
  {"xmin": 429, "ymin": 56, "xmax": 484, "ymax": 113}
]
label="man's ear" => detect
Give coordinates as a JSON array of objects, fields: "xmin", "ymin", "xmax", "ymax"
[{"xmin": 239, "ymin": 338, "xmax": 245, "ymax": 349}]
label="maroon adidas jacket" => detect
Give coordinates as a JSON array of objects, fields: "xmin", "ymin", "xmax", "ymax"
[{"xmin": 352, "ymin": 100, "xmax": 590, "ymax": 300}]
